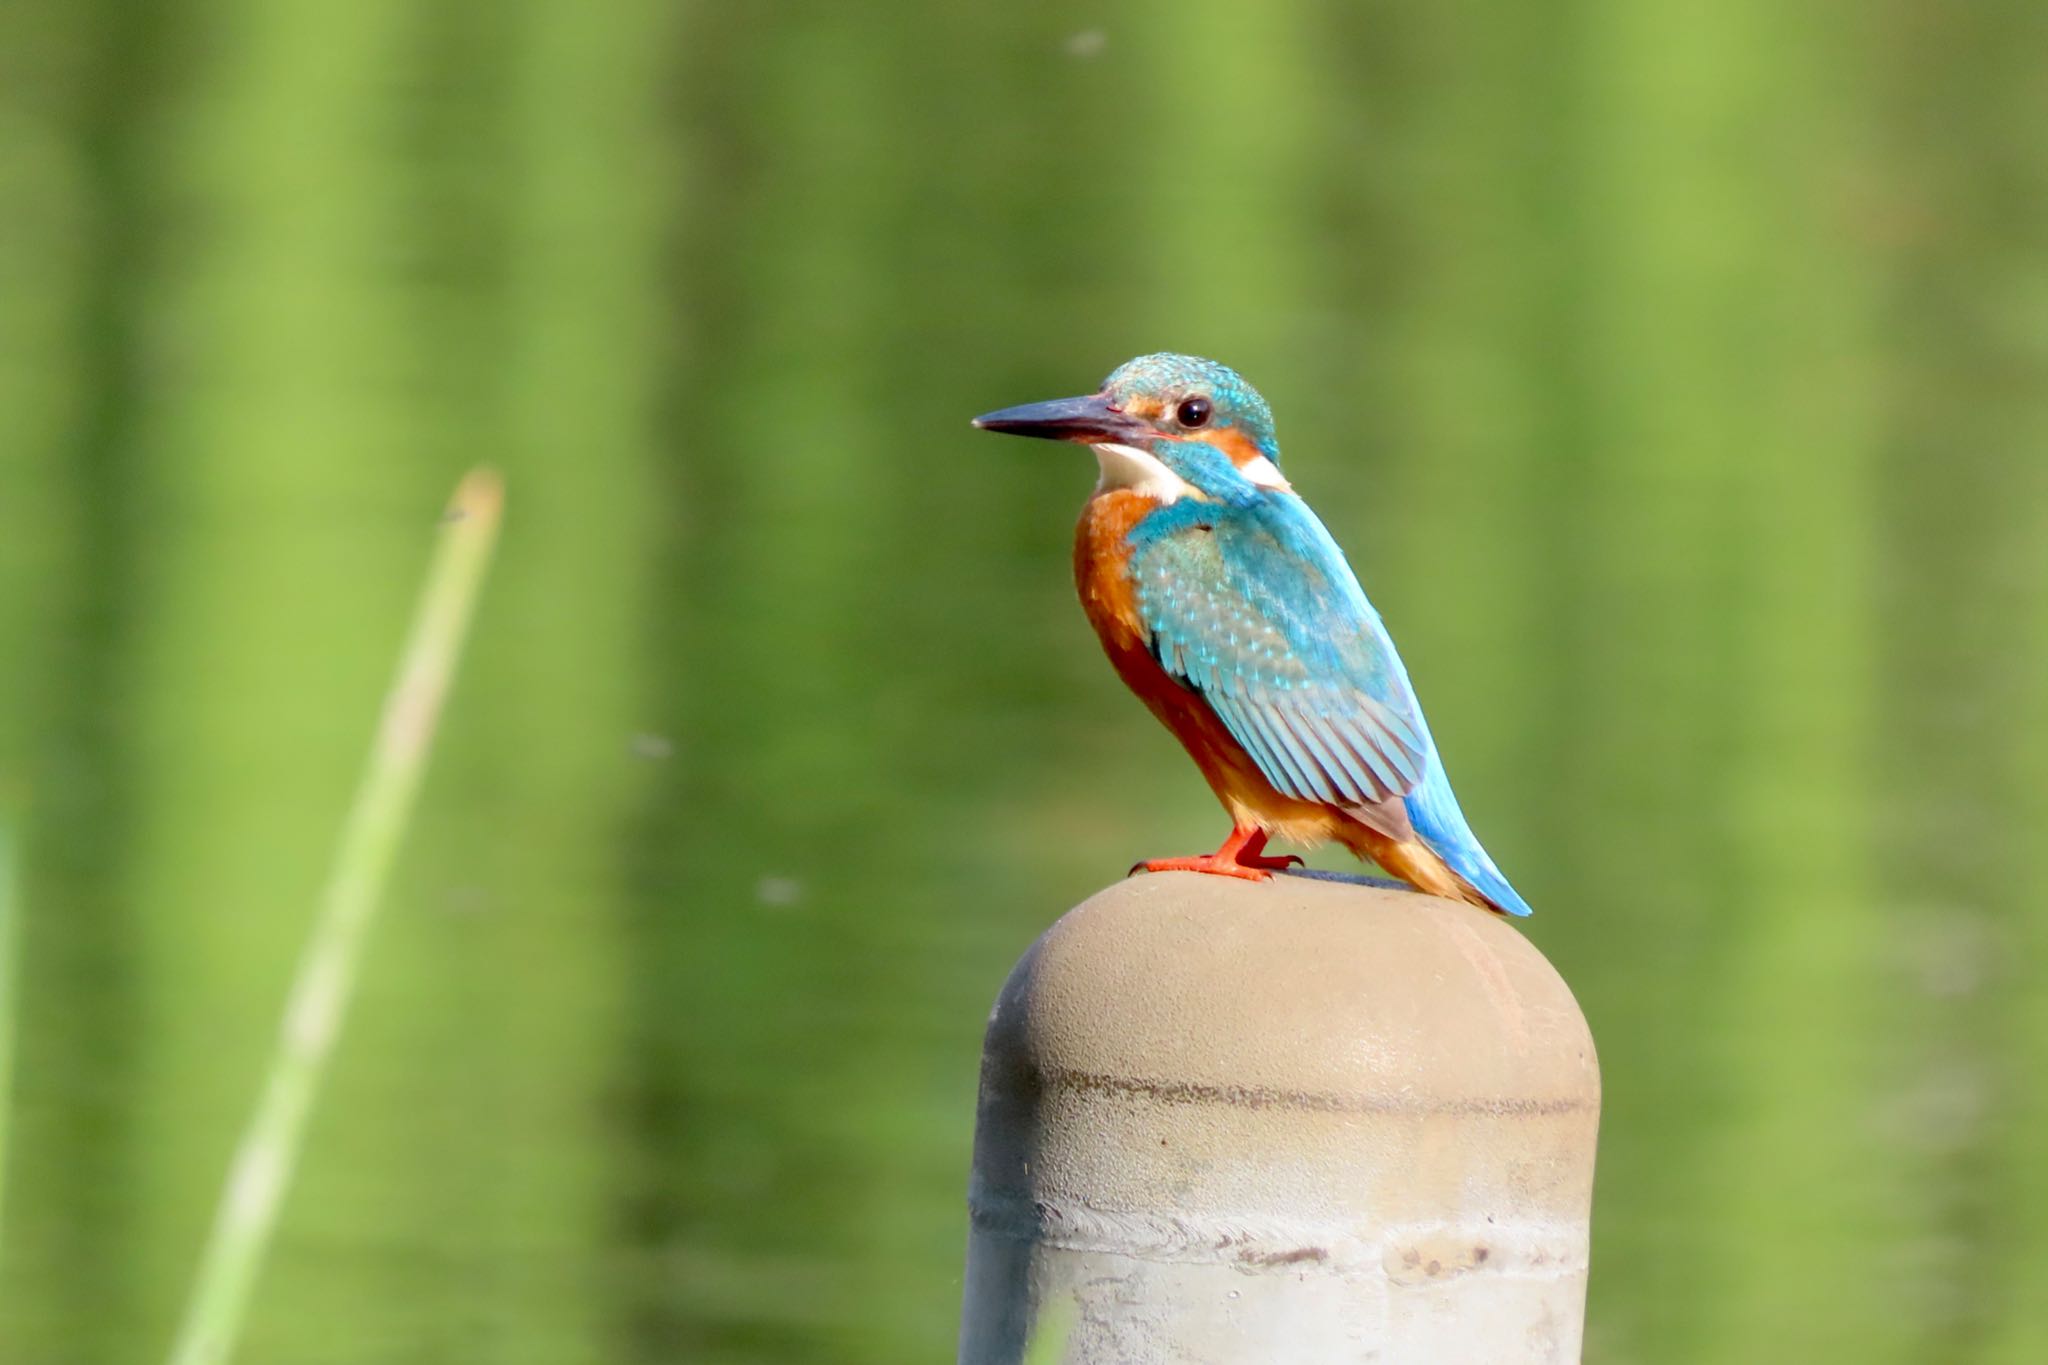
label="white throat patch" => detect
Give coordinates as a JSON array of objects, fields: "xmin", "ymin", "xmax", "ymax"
[
  {"xmin": 1239, "ymin": 454, "xmax": 1292, "ymax": 491},
  {"xmin": 1090, "ymin": 443, "xmax": 1201, "ymax": 503}
]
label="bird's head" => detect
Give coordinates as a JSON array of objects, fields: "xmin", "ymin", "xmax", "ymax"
[{"xmin": 973, "ymin": 353, "xmax": 1288, "ymax": 504}]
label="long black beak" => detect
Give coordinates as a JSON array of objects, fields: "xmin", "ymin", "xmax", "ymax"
[{"xmin": 971, "ymin": 392, "xmax": 1146, "ymax": 443}]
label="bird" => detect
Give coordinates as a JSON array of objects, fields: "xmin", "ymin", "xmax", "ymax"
[{"xmin": 973, "ymin": 353, "xmax": 1531, "ymax": 917}]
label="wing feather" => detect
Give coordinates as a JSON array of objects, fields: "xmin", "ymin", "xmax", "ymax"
[
  {"xmin": 1302, "ymin": 707, "xmax": 1387, "ymax": 797},
  {"xmin": 1130, "ymin": 499, "xmax": 1430, "ymax": 811}
]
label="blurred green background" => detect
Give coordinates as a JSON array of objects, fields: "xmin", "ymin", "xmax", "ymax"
[{"xmin": 4, "ymin": 0, "xmax": 2047, "ymax": 1361}]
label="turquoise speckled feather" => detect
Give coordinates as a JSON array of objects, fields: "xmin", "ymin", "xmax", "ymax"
[
  {"xmin": 1128, "ymin": 469, "xmax": 1531, "ymax": 917},
  {"xmin": 1130, "ymin": 495, "xmax": 1426, "ymax": 811}
]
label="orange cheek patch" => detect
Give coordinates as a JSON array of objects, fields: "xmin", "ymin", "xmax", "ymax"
[{"xmin": 1164, "ymin": 426, "xmax": 1266, "ymax": 469}]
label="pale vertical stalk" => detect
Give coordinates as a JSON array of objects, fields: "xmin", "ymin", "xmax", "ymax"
[
  {"xmin": 0, "ymin": 807, "xmax": 18, "ymax": 1246},
  {"xmin": 165, "ymin": 470, "xmax": 502, "ymax": 1365}
]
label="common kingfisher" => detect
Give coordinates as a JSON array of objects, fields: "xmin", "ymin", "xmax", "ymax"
[{"xmin": 974, "ymin": 353, "xmax": 1531, "ymax": 917}]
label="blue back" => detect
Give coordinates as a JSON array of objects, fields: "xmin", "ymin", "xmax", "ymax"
[{"xmin": 1127, "ymin": 476, "xmax": 1531, "ymax": 917}]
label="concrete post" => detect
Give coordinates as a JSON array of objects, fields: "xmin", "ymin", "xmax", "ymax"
[{"xmin": 958, "ymin": 872, "xmax": 1599, "ymax": 1364}]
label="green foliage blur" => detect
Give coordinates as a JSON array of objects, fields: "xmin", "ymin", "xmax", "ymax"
[{"xmin": 3, "ymin": 1, "xmax": 2046, "ymax": 1362}]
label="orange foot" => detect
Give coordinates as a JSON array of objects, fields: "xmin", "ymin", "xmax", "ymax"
[{"xmin": 1129, "ymin": 825, "xmax": 1302, "ymax": 882}]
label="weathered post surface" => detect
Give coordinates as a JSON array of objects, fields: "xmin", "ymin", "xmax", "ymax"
[{"xmin": 958, "ymin": 872, "xmax": 1599, "ymax": 1364}]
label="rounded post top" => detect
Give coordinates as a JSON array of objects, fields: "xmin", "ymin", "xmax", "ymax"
[
  {"xmin": 963, "ymin": 874, "xmax": 1601, "ymax": 1363},
  {"xmin": 991, "ymin": 872, "xmax": 1597, "ymax": 1116}
]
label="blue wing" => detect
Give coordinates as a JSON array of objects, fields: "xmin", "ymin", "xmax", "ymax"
[
  {"xmin": 1129, "ymin": 492, "xmax": 1532, "ymax": 917},
  {"xmin": 1129, "ymin": 497, "xmax": 1428, "ymax": 813}
]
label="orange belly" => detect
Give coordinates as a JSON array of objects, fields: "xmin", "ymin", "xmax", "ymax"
[{"xmin": 1071, "ymin": 490, "xmax": 1480, "ymax": 903}]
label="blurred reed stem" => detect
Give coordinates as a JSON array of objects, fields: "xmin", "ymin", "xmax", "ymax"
[
  {"xmin": 0, "ymin": 803, "xmax": 18, "ymax": 1248},
  {"xmin": 166, "ymin": 470, "xmax": 504, "ymax": 1365}
]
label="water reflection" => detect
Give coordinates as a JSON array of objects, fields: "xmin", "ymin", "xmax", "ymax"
[{"xmin": 2, "ymin": 3, "xmax": 2045, "ymax": 1363}]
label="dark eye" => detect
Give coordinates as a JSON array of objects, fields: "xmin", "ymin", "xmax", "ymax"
[{"xmin": 1176, "ymin": 396, "xmax": 1212, "ymax": 428}]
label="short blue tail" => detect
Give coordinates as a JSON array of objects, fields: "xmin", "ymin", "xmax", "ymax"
[{"xmin": 1403, "ymin": 761, "xmax": 1532, "ymax": 917}]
